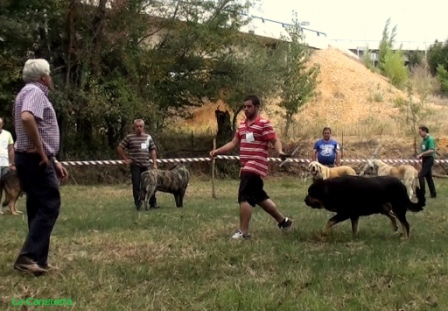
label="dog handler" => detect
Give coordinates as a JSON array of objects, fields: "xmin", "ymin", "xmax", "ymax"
[
  {"xmin": 118, "ymin": 119, "xmax": 158, "ymax": 209},
  {"xmin": 416, "ymin": 125, "xmax": 437, "ymax": 199},
  {"xmin": 210, "ymin": 95, "xmax": 292, "ymax": 239},
  {"xmin": 13, "ymin": 59, "xmax": 68, "ymax": 275}
]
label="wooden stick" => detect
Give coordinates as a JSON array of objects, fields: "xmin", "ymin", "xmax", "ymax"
[
  {"xmin": 279, "ymin": 145, "xmax": 302, "ymax": 167},
  {"xmin": 358, "ymin": 143, "xmax": 382, "ymax": 176},
  {"xmin": 211, "ymin": 137, "xmax": 216, "ymax": 199}
]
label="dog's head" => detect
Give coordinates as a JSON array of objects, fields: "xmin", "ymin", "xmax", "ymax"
[
  {"xmin": 304, "ymin": 178, "xmax": 327, "ymax": 209},
  {"xmin": 308, "ymin": 161, "xmax": 322, "ymax": 177}
]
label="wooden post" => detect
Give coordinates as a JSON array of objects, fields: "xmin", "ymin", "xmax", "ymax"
[
  {"xmin": 279, "ymin": 145, "xmax": 302, "ymax": 168},
  {"xmin": 358, "ymin": 143, "xmax": 382, "ymax": 176},
  {"xmin": 211, "ymin": 137, "xmax": 217, "ymax": 198}
]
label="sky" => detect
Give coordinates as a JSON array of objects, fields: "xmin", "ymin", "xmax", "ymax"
[{"xmin": 250, "ymin": 0, "xmax": 448, "ymax": 49}]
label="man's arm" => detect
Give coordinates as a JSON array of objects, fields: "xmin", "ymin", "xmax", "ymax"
[
  {"xmin": 8, "ymin": 144, "xmax": 14, "ymax": 167},
  {"xmin": 117, "ymin": 138, "xmax": 131, "ymax": 163},
  {"xmin": 150, "ymin": 149, "xmax": 157, "ymax": 169},
  {"xmin": 21, "ymin": 112, "xmax": 45, "ymax": 158},
  {"xmin": 212, "ymin": 136, "xmax": 240, "ymax": 155},
  {"xmin": 335, "ymin": 149, "xmax": 341, "ymax": 165},
  {"xmin": 269, "ymin": 137, "xmax": 285, "ymax": 156},
  {"xmin": 418, "ymin": 138, "xmax": 435, "ymax": 158},
  {"xmin": 312, "ymin": 149, "xmax": 318, "ymax": 161}
]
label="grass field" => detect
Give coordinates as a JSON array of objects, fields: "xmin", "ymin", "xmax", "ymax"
[{"xmin": 0, "ymin": 177, "xmax": 448, "ymax": 311}]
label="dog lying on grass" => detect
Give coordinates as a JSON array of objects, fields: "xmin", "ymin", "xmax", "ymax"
[
  {"xmin": 138, "ymin": 162, "xmax": 190, "ymax": 210},
  {"xmin": 304, "ymin": 175, "xmax": 425, "ymax": 240}
]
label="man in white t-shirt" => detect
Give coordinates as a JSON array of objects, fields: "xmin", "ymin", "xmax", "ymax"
[{"xmin": 0, "ymin": 117, "xmax": 15, "ymax": 180}]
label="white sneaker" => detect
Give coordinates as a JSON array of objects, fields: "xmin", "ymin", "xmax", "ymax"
[{"xmin": 231, "ymin": 230, "xmax": 250, "ymax": 240}]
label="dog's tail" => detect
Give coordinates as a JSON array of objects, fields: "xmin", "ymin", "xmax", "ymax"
[{"xmin": 408, "ymin": 186, "xmax": 426, "ymax": 212}]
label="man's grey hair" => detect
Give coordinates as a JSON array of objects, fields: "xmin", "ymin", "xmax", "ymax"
[
  {"xmin": 134, "ymin": 119, "xmax": 145, "ymax": 125},
  {"xmin": 22, "ymin": 59, "xmax": 51, "ymax": 83}
]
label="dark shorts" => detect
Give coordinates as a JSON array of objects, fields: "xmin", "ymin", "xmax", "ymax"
[{"xmin": 238, "ymin": 171, "xmax": 270, "ymax": 207}]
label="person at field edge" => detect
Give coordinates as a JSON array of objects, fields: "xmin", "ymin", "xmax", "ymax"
[
  {"xmin": 0, "ymin": 117, "xmax": 16, "ymax": 215},
  {"xmin": 13, "ymin": 58, "xmax": 68, "ymax": 275},
  {"xmin": 416, "ymin": 125, "xmax": 437, "ymax": 199},
  {"xmin": 209, "ymin": 95, "xmax": 292, "ymax": 239},
  {"xmin": 117, "ymin": 119, "xmax": 158, "ymax": 210},
  {"xmin": 312, "ymin": 127, "xmax": 341, "ymax": 167}
]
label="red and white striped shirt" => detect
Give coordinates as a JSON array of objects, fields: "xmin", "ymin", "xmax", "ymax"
[{"xmin": 235, "ymin": 116, "xmax": 276, "ymax": 178}]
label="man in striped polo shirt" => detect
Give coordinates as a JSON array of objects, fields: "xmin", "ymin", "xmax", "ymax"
[
  {"xmin": 13, "ymin": 59, "xmax": 68, "ymax": 275},
  {"xmin": 118, "ymin": 119, "xmax": 158, "ymax": 210},
  {"xmin": 210, "ymin": 95, "xmax": 292, "ymax": 239}
]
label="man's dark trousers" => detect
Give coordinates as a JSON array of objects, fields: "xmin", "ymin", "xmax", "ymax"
[
  {"xmin": 130, "ymin": 163, "xmax": 157, "ymax": 208},
  {"xmin": 15, "ymin": 152, "xmax": 60, "ymax": 266},
  {"xmin": 419, "ymin": 156, "xmax": 437, "ymax": 197}
]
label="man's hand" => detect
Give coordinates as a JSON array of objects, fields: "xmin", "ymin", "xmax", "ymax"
[
  {"xmin": 152, "ymin": 163, "xmax": 158, "ymax": 170},
  {"xmin": 123, "ymin": 158, "xmax": 132, "ymax": 165},
  {"xmin": 39, "ymin": 151, "xmax": 49, "ymax": 167},
  {"xmin": 209, "ymin": 149, "xmax": 219, "ymax": 158},
  {"xmin": 416, "ymin": 154, "xmax": 422, "ymax": 159},
  {"xmin": 9, "ymin": 164, "xmax": 16, "ymax": 171},
  {"xmin": 279, "ymin": 152, "xmax": 291, "ymax": 162},
  {"xmin": 55, "ymin": 162, "xmax": 68, "ymax": 183}
]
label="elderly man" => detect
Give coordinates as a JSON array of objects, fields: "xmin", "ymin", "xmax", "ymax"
[
  {"xmin": 118, "ymin": 119, "xmax": 158, "ymax": 210},
  {"xmin": 0, "ymin": 117, "xmax": 15, "ymax": 215},
  {"xmin": 13, "ymin": 59, "xmax": 68, "ymax": 275},
  {"xmin": 312, "ymin": 127, "xmax": 341, "ymax": 167}
]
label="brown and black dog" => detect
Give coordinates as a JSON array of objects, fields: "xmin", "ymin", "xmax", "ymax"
[
  {"xmin": 0, "ymin": 170, "xmax": 23, "ymax": 215},
  {"xmin": 304, "ymin": 175, "xmax": 426, "ymax": 240}
]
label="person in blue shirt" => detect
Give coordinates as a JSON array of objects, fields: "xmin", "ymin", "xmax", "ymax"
[{"xmin": 312, "ymin": 127, "xmax": 341, "ymax": 167}]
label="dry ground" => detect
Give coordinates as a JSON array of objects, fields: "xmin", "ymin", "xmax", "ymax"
[
  {"xmin": 168, "ymin": 48, "xmax": 448, "ymax": 158},
  {"xmin": 0, "ymin": 177, "xmax": 448, "ymax": 310}
]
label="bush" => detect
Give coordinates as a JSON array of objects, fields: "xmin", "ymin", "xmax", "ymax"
[
  {"xmin": 381, "ymin": 50, "xmax": 408, "ymax": 88},
  {"xmin": 437, "ymin": 64, "xmax": 448, "ymax": 95}
]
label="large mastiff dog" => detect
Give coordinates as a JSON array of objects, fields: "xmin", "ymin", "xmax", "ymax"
[
  {"xmin": 308, "ymin": 160, "xmax": 357, "ymax": 181},
  {"xmin": 304, "ymin": 175, "xmax": 425, "ymax": 239},
  {"xmin": 138, "ymin": 162, "xmax": 190, "ymax": 210},
  {"xmin": 368, "ymin": 159, "xmax": 419, "ymax": 200}
]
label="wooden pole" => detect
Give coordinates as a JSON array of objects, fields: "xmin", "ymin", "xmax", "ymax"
[
  {"xmin": 358, "ymin": 143, "xmax": 382, "ymax": 176},
  {"xmin": 279, "ymin": 145, "xmax": 302, "ymax": 168},
  {"xmin": 211, "ymin": 137, "xmax": 216, "ymax": 198}
]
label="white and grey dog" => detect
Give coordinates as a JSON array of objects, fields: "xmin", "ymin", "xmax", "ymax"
[{"xmin": 138, "ymin": 162, "xmax": 190, "ymax": 210}]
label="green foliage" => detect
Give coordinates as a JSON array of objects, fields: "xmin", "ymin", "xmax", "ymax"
[
  {"xmin": 378, "ymin": 18, "xmax": 397, "ymax": 67},
  {"xmin": 427, "ymin": 39, "xmax": 448, "ymax": 76},
  {"xmin": 405, "ymin": 50, "xmax": 424, "ymax": 68},
  {"xmin": 0, "ymin": 0, "xmax": 268, "ymax": 159},
  {"xmin": 394, "ymin": 83, "xmax": 432, "ymax": 148},
  {"xmin": 276, "ymin": 19, "xmax": 320, "ymax": 138},
  {"xmin": 382, "ymin": 49, "xmax": 409, "ymax": 88},
  {"xmin": 361, "ymin": 47, "xmax": 375, "ymax": 72},
  {"xmin": 437, "ymin": 64, "xmax": 448, "ymax": 95}
]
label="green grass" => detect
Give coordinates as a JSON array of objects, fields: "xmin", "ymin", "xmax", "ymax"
[{"xmin": 1, "ymin": 177, "xmax": 448, "ymax": 310}]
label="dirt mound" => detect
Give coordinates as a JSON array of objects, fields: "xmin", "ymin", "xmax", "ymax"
[{"xmin": 172, "ymin": 47, "xmax": 448, "ymax": 158}]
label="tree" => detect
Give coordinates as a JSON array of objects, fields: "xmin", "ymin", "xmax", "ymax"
[
  {"xmin": 378, "ymin": 18, "xmax": 397, "ymax": 69},
  {"xmin": 209, "ymin": 35, "xmax": 284, "ymax": 131},
  {"xmin": 276, "ymin": 19, "xmax": 320, "ymax": 138},
  {"xmin": 427, "ymin": 39, "xmax": 448, "ymax": 95}
]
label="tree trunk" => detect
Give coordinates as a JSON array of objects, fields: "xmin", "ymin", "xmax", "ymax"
[{"xmin": 214, "ymin": 107, "xmax": 239, "ymax": 178}]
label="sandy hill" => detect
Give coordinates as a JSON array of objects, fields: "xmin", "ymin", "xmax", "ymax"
[{"xmin": 171, "ymin": 48, "xmax": 448, "ymax": 156}]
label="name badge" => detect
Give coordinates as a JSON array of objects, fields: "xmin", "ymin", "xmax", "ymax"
[
  {"xmin": 246, "ymin": 132, "xmax": 255, "ymax": 142},
  {"xmin": 422, "ymin": 145, "xmax": 426, "ymax": 150},
  {"xmin": 141, "ymin": 143, "xmax": 147, "ymax": 150}
]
